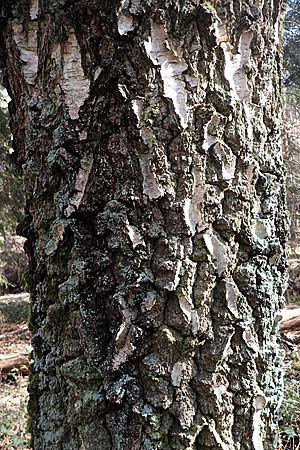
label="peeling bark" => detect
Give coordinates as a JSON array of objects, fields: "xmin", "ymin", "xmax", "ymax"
[{"xmin": 0, "ymin": 1, "xmax": 287, "ymax": 449}]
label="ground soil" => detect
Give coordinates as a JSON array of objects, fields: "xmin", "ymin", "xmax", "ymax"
[{"xmin": 0, "ymin": 293, "xmax": 31, "ymax": 450}]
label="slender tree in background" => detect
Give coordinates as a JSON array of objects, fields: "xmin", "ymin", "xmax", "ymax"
[
  {"xmin": 283, "ymin": 0, "xmax": 300, "ymax": 260},
  {"xmin": 0, "ymin": 1, "xmax": 287, "ymax": 449},
  {"xmin": 0, "ymin": 82, "xmax": 25, "ymax": 289},
  {"xmin": 284, "ymin": 0, "xmax": 300, "ymax": 87},
  {"xmin": 0, "ymin": 86, "xmax": 23, "ymax": 238}
]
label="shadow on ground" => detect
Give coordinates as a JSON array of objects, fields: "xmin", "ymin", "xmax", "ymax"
[{"xmin": 0, "ymin": 293, "xmax": 29, "ymax": 324}]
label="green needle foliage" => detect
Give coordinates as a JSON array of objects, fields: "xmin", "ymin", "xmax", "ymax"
[{"xmin": 284, "ymin": 0, "xmax": 300, "ymax": 88}]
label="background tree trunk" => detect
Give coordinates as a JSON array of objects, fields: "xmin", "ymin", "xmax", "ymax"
[{"xmin": 0, "ymin": 1, "xmax": 287, "ymax": 449}]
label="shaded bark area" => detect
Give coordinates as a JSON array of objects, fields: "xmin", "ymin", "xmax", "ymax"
[{"xmin": 0, "ymin": 1, "xmax": 287, "ymax": 449}]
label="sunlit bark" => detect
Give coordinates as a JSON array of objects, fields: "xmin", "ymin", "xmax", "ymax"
[{"xmin": 0, "ymin": 1, "xmax": 287, "ymax": 449}]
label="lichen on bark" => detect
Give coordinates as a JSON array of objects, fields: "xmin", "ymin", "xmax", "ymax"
[{"xmin": 0, "ymin": 0, "xmax": 287, "ymax": 449}]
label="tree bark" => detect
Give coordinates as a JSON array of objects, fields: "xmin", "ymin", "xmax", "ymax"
[{"xmin": 0, "ymin": 1, "xmax": 287, "ymax": 449}]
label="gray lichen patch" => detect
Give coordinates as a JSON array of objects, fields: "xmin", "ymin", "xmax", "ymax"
[
  {"xmin": 60, "ymin": 357, "xmax": 100, "ymax": 385},
  {"xmin": 44, "ymin": 220, "xmax": 68, "ymax": 256},
  {"xmin": 251, "ymin": 218, "xmax": 272, "ymax": 243}
]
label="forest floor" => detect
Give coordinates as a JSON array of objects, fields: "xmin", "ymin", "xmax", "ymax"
[
  {"xmin": 0, "ymin": 293, "xmax": 31, "ymax": 450},
  {"xmin": 279, "ymin": 305, "xmax": 300, "ymax": 450},
  {"xmin": 0, "ymin": 294, "xmax": 300, "ymax": 449}
]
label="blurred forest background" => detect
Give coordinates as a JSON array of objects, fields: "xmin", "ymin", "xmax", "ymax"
[
  {"xmin": 0, "ymin": 81, "xmax": 26, "ymax": 294},
  {"xmin": 284, "ymin": 0, "xmax": 300, "ymax": 304}
]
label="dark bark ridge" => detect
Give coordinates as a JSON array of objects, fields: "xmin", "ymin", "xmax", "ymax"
[{"xmin": 0, "ymin": 1, "xmax": 287, "ymax": 449}]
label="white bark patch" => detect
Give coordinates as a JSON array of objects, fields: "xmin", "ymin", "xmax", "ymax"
[
  {"xmin": 274, "ymin": 19, "xmax": 280, "ymax": 45},
  {"xmin": 65, "ymin": 155, "xmax": 93, "ymax": 217},
  {"xmin": 132, "ymin": 98, "xmax": 143, "ymax": 122},
  {"xmin": 94, "ymin": 67, "xmax": 102, "ymax": 79},
  {"xmin": 225, "ymin": 280, "xmax": 239, "ymax": 318},
  {"xmin": 164, "ymin": 260, "xmax": 182, "ymax": 291},
  {"xmin": 117, "ymin": 14, "xmax": 135, "ymax": 35},
  {"xmin": 203, "ymin": 113, "xmax": 223, "ymax": 151},
  {"xmin": 115, "ymin": 321, "xmax": 127, "ymax": 342},
  {"xmin": 177, "ymin": 260, "xmax": 200, "ymax": 335},
  {"xmin": 214, "ymin": 384, "xmax": 227, "ymax": 403},
  {"xmin": 113, "ymin": 296, "xmax": 136, "ymax": 370},
  {"xmin": 79, "ymin": 131, "xmax": 87, "ymax": 141},
  {"xmin": 139, "ymin": 155, "xmax": 165, "ymax": 199},
  {"xmin": 178, "ymin": 296, "xmax": 193, "ymax": 322},
  {"xmin": 213, "ymin": 142, "xmax": 236, "ymax": 181},
  {"xmin": 144, "ymin": 22, "xmax": 188, "ymax": 128},
  {"xmin": 113, "ymin": 331, "xmax": 135, "ymax": 369},
  {"xmin": 125, "ymin": 223, "xmax": 145, "ymax": 248},
  {"xmin": 12, "ymin": 22, "xmax": 38, "ymax": 84},
  {"xmin": 208, "ymin": 422, "xmax": 232, "ymax": 450},
  {"xmin": 203, "ymin": 127, "xmax": 218, "ymax": 151},
  {"xmin": 252, "ymin": 393, "xmax": 266, "ymax": 450},
  {"xmin": 184, "ymin": 167, "xmax": 205, "ymax": 235},
  {"xmin": 185, "ymin": 75, "xmax": 198, "ymax": 87},
  {"xmin": 132, "ymin": 98, "xmax": 154, "ymax": 147},
  {"xmin": 191, "ymin": 310, "xmax": 200, "ymax": 336},
  {"xmin": 203, "ymin": 228, "xmax": 229, "ymax": 276},
  {"xmin": 244, "ymin": 103, "xmax": 254, "ymax": 142},
  {"xmin": 221, "ymin": 331, "xmax": 235, "ymax": 360},
  {"xmin": 171, "ymin": 361, "xmax": 185, "ymax": 387},
  {"xmin": 117, "ymin": 0, "xmax": 136, "ymax": 35},
  {"xmin": 61, "ymin": 31, "xmax": 90, "ymax": 119},
  {"xmin": 131, "ymin": 98, "xmax": 166, "ymax": 199},
  {"xmin": 216, "ymin": 23, "xmax": 253, "ymax": 101},
  {"xmin": 118, "ymin": 84, "xmax": 129, "ymax": 99},
  {"xmin": 243, "ymin": 328, "xmax": 259, "ymax": 354},
  {"xmin": 30, "ymin": 0, "xmax": 39, "ymax": 19}
]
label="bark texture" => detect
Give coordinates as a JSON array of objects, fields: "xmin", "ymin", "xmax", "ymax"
[{"xmin": 0, "ymin": 1, "xmax": 287, "ymax": 449}]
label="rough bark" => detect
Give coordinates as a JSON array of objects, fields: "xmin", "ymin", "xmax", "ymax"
[{"xmin": 0, "ymin": 1, "xmax": 287, "ymax": 449}]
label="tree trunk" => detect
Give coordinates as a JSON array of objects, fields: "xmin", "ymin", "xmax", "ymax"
[{"xmin": 0, "ymin": 1, "xmax": 287, "ymax": 449}]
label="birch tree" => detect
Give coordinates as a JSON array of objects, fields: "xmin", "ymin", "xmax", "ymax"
[{"xmin": 0, "ymin": 1, "xmax": 287, "ymax": 449}]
